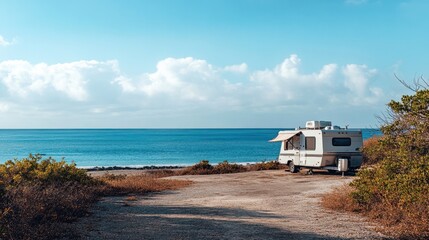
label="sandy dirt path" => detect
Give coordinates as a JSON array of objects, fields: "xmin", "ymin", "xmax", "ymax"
[{"xmin": 79, "ymin": 170, "xmax": 388, "ymax": 239}]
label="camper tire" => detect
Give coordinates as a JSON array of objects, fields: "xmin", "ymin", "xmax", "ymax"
[{"xmin": 288, "ymin": 161, "xmax": 299, "ymax": 173}]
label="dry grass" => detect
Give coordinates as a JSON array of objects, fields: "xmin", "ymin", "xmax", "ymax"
[
  {"xmin": 145, "ymin": 169, "xmax": 177, "ymax": 178},
  {"xmin": 322, "ymin": 183, "xmax": 429, "ymax": 239},
  {"xmin": 1, "ymin": 182, "xmax": 98, "ymax": 240},
  {"xmin": 361, "ymin": 198, "xmax": 429, "ymax": 239},
  {"xmin": 98, "ymin": 174, "xmax": 192, "ymax": 196},
  {"xmin": 321, "ymin": 184, "xmax": 361, "ymax": 212}
]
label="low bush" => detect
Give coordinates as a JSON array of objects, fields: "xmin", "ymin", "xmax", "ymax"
[
  {"xmin": 0, "ymin": 154, "xmax": 95, "ymax": 187},
  {"xmin": 2, "ymin": 182, "xmax": 98, "ymax": 239},
  {"xmin": 248, "ymin": 161, "xmax": 285, "ymax": 171},
  {"xmin": 180, "ymin": 160, "xmax": 214, "ymax": 175},
  {"xmin": 0, "ymin": 155, "xmax": 193, "ymax": 239},
  {"xmin": 180, "ymin": 160, "xmax": 247, "ymax": 175},
  {"xmin": 0, "ymin": 154, "xmax": 99, "ymax": 240},
  {"xmin": 212, "ymin": 161, "xmax": 247, "ymax": 174},
  {"xmin": 350, "ymin": 154, "xmax": 429, "ymax": 238}
]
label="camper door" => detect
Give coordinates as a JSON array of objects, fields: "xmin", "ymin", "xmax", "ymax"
[
  {"xmin": 291, "ymin": 135, "xmax": 301, "ymax": 165},
  {"xmin": 303, "ymin": 135, "xmax": 318, "ymax": 167}
]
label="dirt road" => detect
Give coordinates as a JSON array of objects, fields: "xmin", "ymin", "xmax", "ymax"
[{"xmin": 79, "ymin": 170, "xmax": 388, "ymax": 239}]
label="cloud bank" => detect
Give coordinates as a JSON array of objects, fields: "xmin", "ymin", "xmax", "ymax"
[{"xmin": 0, "ymin": 54, "xmax": 386, "ymax": 127}]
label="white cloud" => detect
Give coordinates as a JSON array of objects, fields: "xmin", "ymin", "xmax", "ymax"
[
  {"xmin": 275, "ymin": 54, "xmax": 301, "ymax": 78},
  {"xmin": 249, "ymin": 55, "xmax": 338, "ymax": 104},
  {"xmin": 0, "ymin": 55, "xmax": 388, "ymax": 127},
  {"xmin": 141, "ymin": 57, "xmax": 213, "ymax": 100},
  {"xmin": 245, "ymin": 54, "xmax": 386, "ymax": 111},
  {"xmin": 254, "ymin": 54, "xmax": 337, "ymax": 84},
  {"xmin": 224, "ymin": 63, "xmax": 248, "ymax": 73},
  {"xmin": 0, "ymin": 35, "xmax": 13, "ymax": 46},
  {"xmin": 343, "ymin": 64, "xmax": 381, "ymax": 104},
  {"xmin": 114, "ymin": 57, "xmax": 241, "ymax": 104},
  {"xmin": 0, "ymin": 60, "xmax": 120, "ymax": 101},
  {"xmin": 112, "ymin": 75, "xmax": 136, "ymax": 92},
  {"xmin": 343, "ymin": 64, "xmax": 373, "ymax": 94}
]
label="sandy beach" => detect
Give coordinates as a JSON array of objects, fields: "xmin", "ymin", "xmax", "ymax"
[{"xmin": 77, "ymin": 170, "xmax": 388, "ymax": 239}]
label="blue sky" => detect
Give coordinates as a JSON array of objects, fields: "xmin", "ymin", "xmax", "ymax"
[{"xmin": 0, "ymin": 0, "xmax": 428, "ymax": 128}]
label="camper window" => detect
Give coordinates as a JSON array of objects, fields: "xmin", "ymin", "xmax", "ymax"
[
  {"xmin": 285, "ymin": 140, "xmax": 294, "ymax": 150},
  {"xmin": 305, "ymin": 137, "xmax": 316, "ymax": 150},
  {"xmin": 332, "ymin": 137, "xmax": 351, "ymax": 146}
]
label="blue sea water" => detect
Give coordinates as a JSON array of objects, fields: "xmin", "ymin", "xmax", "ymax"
[{"xmin": 0, "ymin": 128, "xmax": 382, "ymax": 168}]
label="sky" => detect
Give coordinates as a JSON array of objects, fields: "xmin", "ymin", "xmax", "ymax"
[{"xmin": 0, "ymin": 0, "xmax": 428, "ymax": 128}]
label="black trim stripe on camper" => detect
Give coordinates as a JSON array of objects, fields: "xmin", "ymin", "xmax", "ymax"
[{"xmin": 280, "ymin": 152, "xmax": 362, "ymax": 157}]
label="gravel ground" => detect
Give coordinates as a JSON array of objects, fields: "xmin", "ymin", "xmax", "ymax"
[{"xmin": 78, "ymin": 170, "xmax": 390, "ymax": 240}]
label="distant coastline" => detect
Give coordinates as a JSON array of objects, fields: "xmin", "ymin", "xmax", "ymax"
[
  {"xmin": 83, "ymin": 161, "xmax": 265, "ymax": 171},
  {"xmin": 84, "ymin": 165, "xmax": 186, "ymax": 171}
]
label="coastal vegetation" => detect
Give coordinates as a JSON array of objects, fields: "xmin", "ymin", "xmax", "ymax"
[
  {"xmin": 179, "ymin": 160, "xmax": 247, "ymax": 175},
  {"xmin": 0, "ymin": 155, "xmax": 191, "ymax": 240},
  {"xmin": 322, "ymin": 80, "xmax": 429, "ymax": 239},
  {"xmin": 179, "ymin": 160, "xmax": 284, "ymax": 175},
  {"xmin": 0, "ymin": 155, "xmax": 98, "ymax": 239}
]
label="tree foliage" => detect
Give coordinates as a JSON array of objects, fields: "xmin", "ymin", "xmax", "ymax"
[{"xmin": 351, "ymin": 80, "xmax": 429, "ymax": 238}]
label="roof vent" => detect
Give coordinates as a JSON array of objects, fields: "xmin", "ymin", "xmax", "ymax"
[{"xmin": 305, "ymin": 121, "xmax": 332, "ymax": 129}]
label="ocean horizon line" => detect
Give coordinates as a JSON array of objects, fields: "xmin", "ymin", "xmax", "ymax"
[{"xmin": 0, "ymin": 127, "xmax": 379, "ymax": 130}]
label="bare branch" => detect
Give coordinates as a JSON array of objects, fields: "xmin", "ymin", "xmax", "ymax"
[{"xmin": 394, "ymin": 74, "xmax": 428, "ymax": 92}]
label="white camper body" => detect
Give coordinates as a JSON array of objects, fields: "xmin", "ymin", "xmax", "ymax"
[{"xmin": 270, "ymin": 121, "xmax": 363, "ymax": 173}]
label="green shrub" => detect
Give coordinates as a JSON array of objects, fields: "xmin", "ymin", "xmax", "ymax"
[
  {"xmin": 0, "ymin": 154, "xmax": 95, "ymax": 187},
  {"xmin": 0, "ymin": 154, "xmax": 99, "ymax": 239},
  {"xmin": 349, "ymin": 87, "xmax": 429, "ymax": 238},
  {"xmin": 361, "ymin": 136, "xmax": 387, "ymax": 166}
]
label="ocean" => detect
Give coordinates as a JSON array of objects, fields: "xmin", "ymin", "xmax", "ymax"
[{"xmin": 0, "ymin": 128, "xmax": 381, "ymax": 168}]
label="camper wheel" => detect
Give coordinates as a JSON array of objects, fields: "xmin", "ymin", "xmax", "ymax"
[{"xmin": 288, "ymin": 161, "xmax": 299, "ymax": 173}]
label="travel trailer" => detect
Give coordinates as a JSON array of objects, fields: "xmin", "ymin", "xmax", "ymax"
[{"xmin": 270, "ymin": 121, "xmax": 363, "ymax": 173}]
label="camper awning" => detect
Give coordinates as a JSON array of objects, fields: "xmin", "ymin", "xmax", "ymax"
[{"xmin": 269, "ymin": 131, "xmax": 301, "ymax": 142}]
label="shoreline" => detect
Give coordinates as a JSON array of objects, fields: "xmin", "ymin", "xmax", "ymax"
[
  {"xmin": 84, "ymin": 165, "xmax": 186, "ymax": 172},
  {"xmin": 82, "ymin": 160, "xmax": 273, "ymax": 172}
]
